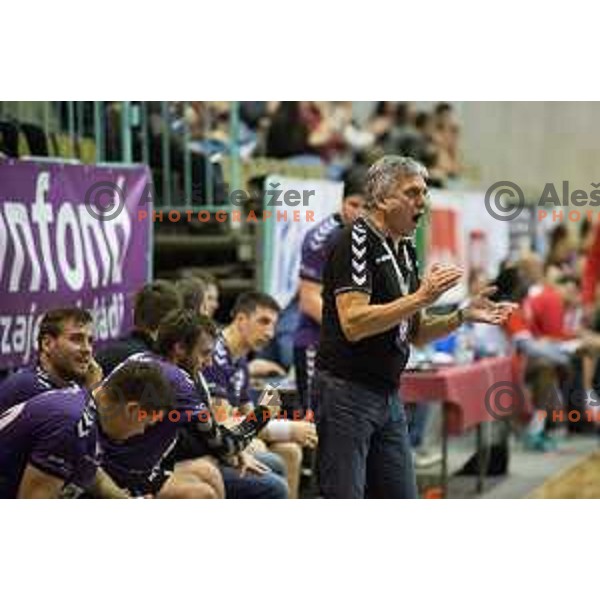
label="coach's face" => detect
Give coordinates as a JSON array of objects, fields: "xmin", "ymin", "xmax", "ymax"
[{"xmin": 382, "ymin": 174, "xmax": 428, "ymax": 238}]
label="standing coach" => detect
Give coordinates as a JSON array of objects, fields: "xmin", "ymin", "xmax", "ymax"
[{"xmin": 315, "ymin": 155, "xmax": 514, "ymax": 498}]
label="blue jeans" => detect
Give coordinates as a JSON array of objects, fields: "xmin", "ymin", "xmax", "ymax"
[
  {"xmin": 315, "ymin": 371, "xmax": 417, "ymax": 499},
  {"xmin": 407, "ymin": 403, "xmax": 430, "ymax": 448},
  {"xmin": 219, "ymin": 451, "xmax": 289, "ymax": 499}
]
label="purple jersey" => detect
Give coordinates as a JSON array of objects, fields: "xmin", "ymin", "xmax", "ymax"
[
  {"xmin": 101, "ymin": 351, "xmax": 270, "ymax": 493},
  {"xmin": 0, "ymin": 365, "xmax": 79, "ymax": 414},
  {"xmin": 99, "ymin": 351, "xmax": 209, "ymax": 495},
  {"xmin": 0, "ymin": 388, "xmax": 99, "ymax": 498},
  {"xmin": 204, "ymin": 334, "xmax": 251, "ymax": 408},
  {"xmin": 294, "ymin": 213, "xmax": 344, "ymax": 348}
]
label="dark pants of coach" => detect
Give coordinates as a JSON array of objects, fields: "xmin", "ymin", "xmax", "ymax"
[{"xmin": 314, "ymin": 370, "xmax": 417, "ymax": 499}]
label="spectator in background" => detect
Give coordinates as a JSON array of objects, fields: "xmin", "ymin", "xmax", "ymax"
[
  {"xmin": 0, "ymin": 308, "xmax": 102, "ymax": 414},
  {"xmin": 521, "ymin": 254, "xmax": 576, "ymax": 341},
  {"xmin": 520, "ymin": 255, "xmax": 600, "ymax": 440},
  {"xmin": 577, "ymin": 220, "xmax": 595, "ymax": 282},
  {"xmin": 433, "ymin": 102, "xmax": 462, "ymax": 178},
  {"xmin": 266, "ymin": 102, "xmax": 314, "ymax": 159},
  {"xmin": 369, "ymin": 101, "xmax": 398, "ymax": 146},
  {"xmin": 545, "ymin": 224, "xmax": 577, "ymax": 284},
  {"xmin": 384, "ymin": 102, "xmax": 428, "ymax": 161},
  {"xmin": 328, "ymin": 101, "xmax": 375, "ymax": 155},
  {"xmin": 582, "ymin": 222, "xmax": 600, "ymax": 325},
  {"xmin": 415, "ymin": 111, "xmax": 447, "ymax": 187},
  {"xmin": 96, "ymin": 281, "xmax": 181, "ymax": 375},
  {"xmin": 415, "ymin": 111, "xmax": 436, "ymax": 144}
]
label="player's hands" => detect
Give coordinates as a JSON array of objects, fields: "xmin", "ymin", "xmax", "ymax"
[
  {"xmin": 84, "ymin": 358, "xmax": 104, "ymax": 388},
  {"xmin": 418, "ymin": 263, "xmax": 463, "ymax": 304},
  {"xmin": 582, "ymin": 304, "xmax": 596, "ymax": 328},
  {"xmin": 464, "ymin": 285, "xmax": 517, "ymax": 325},
  {"xmin": 238, "ymin": 451, "xmax": 271, "ymax": 477},
  {"xmin": 248, "ymin": 358, "xmax": 287, "ymax": 378},
  {"xmin": 291, "ymin": 421, "xmax": 318, "ymax": 448}
]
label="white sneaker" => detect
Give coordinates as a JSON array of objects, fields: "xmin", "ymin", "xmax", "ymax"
[
  {"xmin": 585, "ymin": 390, "xmax": 600, "ymax": 426},
  {"xmin": 414, "ymin": 449, "xmax": 443, "ymax": 469}
]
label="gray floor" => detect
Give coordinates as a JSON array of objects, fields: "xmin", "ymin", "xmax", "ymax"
[{"xmin": 417, "ymin": 427, "xmax": 600, "ymax": 499}]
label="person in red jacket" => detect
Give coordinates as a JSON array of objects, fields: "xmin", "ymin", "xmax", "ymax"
[
  {"xmin": 582, "ymin": 221, "xmax": 600, "ymax": 323},
  {"xmin": 521, "ymin": 255, "xmax": 575, "ymax": 341}
]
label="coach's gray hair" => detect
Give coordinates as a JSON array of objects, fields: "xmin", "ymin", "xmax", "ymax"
[{"xmin": 364, "ymin": 155, "xmax": 428, "ymax": 210}]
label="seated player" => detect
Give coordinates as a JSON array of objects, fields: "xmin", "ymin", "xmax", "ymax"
[
  {"xmin": 0, "ymin": 361, "xmax": 174, "ymax": 499},
  {"xmin": 96, "ymin": 280, "xmax": 181, "ymax": 375},
  {"xmin": 195, "ymin": 271, "xmax": 220, "ymax": 320},
  {"xmin": 102, "ymin": 310, "xmax": 287, "ymax": 499},
  {"xmin": 177, "ymin": 277, "xmax": 207, "ymax": 317},
  {"xmin": 0, "ymin": 308, "xmax": 102, "ymax": 413},
  {"xmin": 204, "ymin": 292, "xmax": 317, "ymax": 498}
]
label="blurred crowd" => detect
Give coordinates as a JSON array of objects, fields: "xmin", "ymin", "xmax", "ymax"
[
  {"xmin": 462, "ymin": 219, "xmax": 600, "ymax": 458},
  {"xmin": 131, "ymin": 101, "xmax": 461, "ymax": 187},
  {"xmin": 159, "ymin": 100, "xmax": 463, "ymax": 188}
]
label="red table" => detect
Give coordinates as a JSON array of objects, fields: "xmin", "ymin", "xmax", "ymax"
[{"xmin": 400, "ymin": 357, "xmax": 514, "ymax": 497}]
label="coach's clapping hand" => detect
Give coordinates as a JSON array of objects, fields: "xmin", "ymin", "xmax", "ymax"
[
  {"xmin": 463, "ymin": 285, "xmax": 517, "ymax": 325},
  {"xmin": 418, "ymin": 263, "xmax": 463, "ymax": 304}
]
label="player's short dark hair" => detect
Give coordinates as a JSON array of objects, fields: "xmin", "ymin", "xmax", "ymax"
[
  {"xmin": 231, "ymin": 292, "xmax": 280, "ymax": 319},
  {"xmin": 155, "ymin": 309, "xmax": 218, "ymax": 356},
  {"xmin": 176, "ymin": 278, "xmax": 207, "ymax": 313},
  {"xmin": 37, "ymin": 308, "xmax": 93, "ymax": 351},
  {"xmin": 134, "ymin": 281, "xmax": 181, "ymax": 331},
  {"xmin": 105, "ymin": 361, "xmax": 175, "ymax": 411},
  {"xmin": 415, "ymin": 111, "xmax": 431, "ymax": 131},
  {"xmin": 342, "ymin": 166, "xmax": 367, "ymax": 199},
  {"xmin": 435, "ymin": 102, "xmax": 453, "ymax": 116}
]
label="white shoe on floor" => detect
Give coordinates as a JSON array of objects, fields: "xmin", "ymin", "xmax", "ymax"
[{"xmin": 414, "ymin": 449, "xmax": 443, "ymax": 469}]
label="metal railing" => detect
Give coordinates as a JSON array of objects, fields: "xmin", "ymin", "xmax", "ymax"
[{"xmin": 0, "ymin": 101, "xmax": 252, "ymax": 210}]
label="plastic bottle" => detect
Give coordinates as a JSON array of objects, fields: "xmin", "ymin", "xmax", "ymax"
[{"xmin": 454, "ymin": 323, "xmax": 475, "ymax": 365}]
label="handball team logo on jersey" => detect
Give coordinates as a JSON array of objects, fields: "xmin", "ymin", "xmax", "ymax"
[
  {"xmin": 77, "ymin": 402, "xmax": 96, "ymax": 438},
  {"xmin": 232, "ymin": 369, "xmax": 245, "ymax": 403},
  {"xmin": 395, "ymin": 320, "xmax": 409, "ymax": 346},
  {"xmin": 309, "ymin": 215, "xmax": 339, "ymax": 252},
  {"xmin": 351, "ymin": 223, "xmax": 367, "ymax": 287},
  {"xmin": 214, "ymin": 339, "xmax": 228, "ymax": 366}
]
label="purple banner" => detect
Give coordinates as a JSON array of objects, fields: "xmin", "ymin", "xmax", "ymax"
[{"xmin": 0, "ymin": 159, "xmax": 151, "ymax": 370}]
